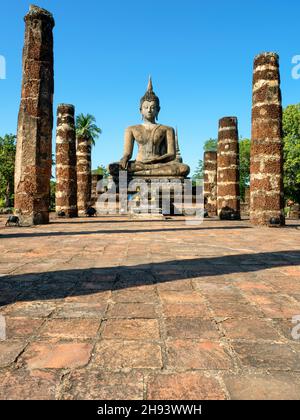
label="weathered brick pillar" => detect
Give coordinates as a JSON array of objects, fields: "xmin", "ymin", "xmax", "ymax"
[
  {"xmin": 14, "ymin": 6, "xmax": 55, "ymax": 225},
  {"xmin": 77, "ymin": 137, "xmax": 91, "ymax": 215},
  {"xmin": 245, "ymin": 186, "xmax": 250, "ymax": 204},
  {"xmin": 55, "ymin": 104, "xmax": 78, "ymax": 217},
  {"xmin": 90, "ymin": 174, "xmax": 102, "ymax": 206},
  {"xmin": 250, "ymin": 52, "xmax": 285, "ymax": 226},
  {"xmin": 204, "ymin": 151, "xmax": 217, "ymax": 216},
  {"xmin": 217, "ymin": 117, "xmax": 240, "ymax": 219}
]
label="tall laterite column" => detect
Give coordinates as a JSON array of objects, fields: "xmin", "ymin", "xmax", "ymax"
[
  {"xmin": 250, "ymin": 52, "xmax": 285, "ymax": 226},
  {"xmin": 55, "ymin": 104, "xmax": 78, "ymax": 217},
  {"xmin": 217, "ymin": 117, "xmax": 240, "ymax": 219}
]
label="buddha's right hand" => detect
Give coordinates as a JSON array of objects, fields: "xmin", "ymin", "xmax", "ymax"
[{"xmin": 119, "ymin": 157, "xmax": 129, "ymax": 170}]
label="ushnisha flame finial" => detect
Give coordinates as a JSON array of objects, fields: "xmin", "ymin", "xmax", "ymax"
[{"xmin": 147, "ymin": 75, "xmax": 153, "ymax": 92}]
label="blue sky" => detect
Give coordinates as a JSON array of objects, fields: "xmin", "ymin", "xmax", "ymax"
[{"xmin": 0, "ymin": 0, "xmax": 299, "ymax": 174}]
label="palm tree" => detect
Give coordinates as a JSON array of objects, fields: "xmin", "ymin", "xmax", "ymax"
[
  {"xmin": 75, "ymin": 113, "xmax": 102, "ymax": 145},
  {"xmin": 75, "ymin": 114, "xmax": 101, "ymax": 215}
]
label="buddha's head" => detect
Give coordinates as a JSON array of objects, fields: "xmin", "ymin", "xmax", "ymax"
[{"xmin": 140, "ymin": 77, "xmax": 160, "ymax": 121}]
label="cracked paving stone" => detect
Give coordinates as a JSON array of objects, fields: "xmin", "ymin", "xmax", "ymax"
[
  {"xmin": 165, "ymin": 318, "xmax": 221, "ymax": 340},
  {"xmin": 223, "ymin": 372, "xmax": 300, "ymax": 400},
  {"xmin": 0, "ymin": 341, "xmax": 27, "ymax": 368},
  {"xmin": 232, "ymin": 342, "xmax": 300, "ymax": 370},
  {"xmin": 0, "ymin": 369, "xmax": 61, "ymax": 400},
  {"xmin": 146, "ymin": 372, "xmax": 227, "ymax": 400},
  {"xmin": 21, "ymin": 341, "xmax": 93, "ymax": 369},
  {"xmin": 91, "ymin": 340, "xmax": 162, "ymax": 369},
  {"xmin": 166, "ymin": 340, "xmax": 233, "ymax": 370},
  {"xmin": 102, "ymin": 319, "xmax": 160, "ymax": 340},
  {"xmin": 63, "ymin": 370, "xmax": 144, "ymax": 400}
]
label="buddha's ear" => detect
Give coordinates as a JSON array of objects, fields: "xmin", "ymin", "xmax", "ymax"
[{"xmin": 156, "ymin": 106, "xmax": 161, "ymax": 119}]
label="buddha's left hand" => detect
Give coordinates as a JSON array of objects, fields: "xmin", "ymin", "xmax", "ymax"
[{"xmin": 141, "ymin": 158, "xmax": 157, "ymax": 164}]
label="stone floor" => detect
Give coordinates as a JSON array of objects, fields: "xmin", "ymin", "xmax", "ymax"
[{"xmin": 0, "ymin": 214, "xmax": 300, "ymax": 400}]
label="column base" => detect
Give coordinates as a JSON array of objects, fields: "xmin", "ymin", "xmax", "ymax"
[{"xmin": 14, "ymin": 210, "xmax": 49, "ymax": 226}]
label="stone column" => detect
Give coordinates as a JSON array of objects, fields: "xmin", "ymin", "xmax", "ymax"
[
  {"xmin": 14, "ymin": 6, "xmax": 55, "ymax": 225},
  {"xmin": 217, "ymin": 117, "xmax": 240, "ymax": 219},
  {"xmin": 91, "ymin": 174, "xmax": 102, "ymax": 206},
  {"xmin": 55, "ymin": 104, "xmax": 78, "ymax": 217},
  {"xmin": 245, "ymin": 186, "xmax": 250, "ymax": 204},
  {"xmin": 76, "ymin": 137, "xmax": 91, "ymax": 215},
  {"xmin": 204, "ymin": 151, "xmax": 217, "ymax": 216},
  {"xmin": 250, "ymin": 52, "xmax": 285, "ymax": 226},
  {"xmin": 241, "ymin": 186, "xmax": 251, "ymax": 216}
]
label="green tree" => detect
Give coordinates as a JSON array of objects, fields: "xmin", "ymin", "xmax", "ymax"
[
  {"xmin": 194, "ymin": 138, "xmax": 217, "ymax": 185},
  {"xmin": 50, "ymin": 180, "xmax": 56, "ymax": 211},
  {"xmin": 283, "ymin": 104, "xmax": 300, "ymax": 203},
  {"xmin": 239, "ymin": 138, "xmax": 251, "ymax": 201},
  {"xmin": 75, "ymin": 113, "xmax": 102, "ymax": 145},
  {"xmin": 192, "ymin": 139, "xmax": 217, "ymax": 186},
  {"xmin": 92, "ymin": 165, "xmax": 109, "ymax": 178},
  {"xmin": 192, "ymin": 159, "xmax": 204, "ymax": 185},
  {"xmin": 204, "ymin": 138, "xmax": 217, "ymax": 152},
  {"xmin": 0, "ymin": 134, "xmax": 16, "ymax": 207}
]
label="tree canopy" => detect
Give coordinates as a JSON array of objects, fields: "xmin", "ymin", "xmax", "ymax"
[
  {"xmin": 75, "ymin": 113, "xmax": 102, "ymax": 145},
  {"xmin": 239, "ymin": 138, "xmax": 250, "ymax": 200},
  {"xmin": 203, "ymin": 138, "xmax": 217, "ymax": 152},
  {"xmin": 92, "ymin": 165, "xmax": 109, "ymax": 178},
  {"xmin": 192, "ymin": 159, "xmax": 204, "ymax": 183},
  {"xmin": 193, "ymin": 139, "xmax": 217, "ymax": 183},
  {"xmin": 283, "ymin": 104, "xmax": 300, "ymax": 203}
]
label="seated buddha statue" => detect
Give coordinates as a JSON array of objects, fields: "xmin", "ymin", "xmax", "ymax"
[{"xmin": 109, "ymin": 78, "xmax": 190, "ymax": 179}]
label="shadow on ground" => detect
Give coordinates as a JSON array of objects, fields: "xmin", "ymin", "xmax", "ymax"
[
  {"xmin": 0, "ymin": 225, "xmax": 252, "ymax": 239},
  {"xmin": 1, "ymin": 250, "xmax": 299, "ymax": 308}
]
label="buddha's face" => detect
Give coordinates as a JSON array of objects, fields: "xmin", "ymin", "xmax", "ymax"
[{"xmin": 141, "ymin": 100, "xmax": 158, "ymax": 121}]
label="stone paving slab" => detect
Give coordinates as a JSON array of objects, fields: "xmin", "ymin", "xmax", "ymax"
[{"xmin": 0, "ymin": 215, "xmax": 300, "ymax": 399}]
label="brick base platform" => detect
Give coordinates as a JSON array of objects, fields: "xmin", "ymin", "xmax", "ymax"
[{"xmin": 0, "ymin": 215, "xmax": 300, "ymax": 400}]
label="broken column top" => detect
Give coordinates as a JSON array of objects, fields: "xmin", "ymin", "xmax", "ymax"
[
  {"xmin": 25, "ymin": 4, "xmax": 55, "ymax": 26},
  {"xmin": 254, "ymin": 52, "xmax": 279, "ymax": 66},
  {"xmin": 57, "ymin": 104, "xmax": 75, "ymax": 112},
  {"xmin": 219, "ymin": 116, "xmax": 238, "ymax": 128},
  {"xmin": 204, "ymin": 151, "xmax": 217, "ymax": 158}
]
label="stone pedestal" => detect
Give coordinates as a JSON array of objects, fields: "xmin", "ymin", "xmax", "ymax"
[
  {"xmin": 127, "ymin": 177, "xmax": 185, "ymax": 216},
  {"xmin": 55, "ymin": 104, "xmax": 77, "ymax": 217},
  {"xmin": 14, "ymin": 6, "xmax": 55, "ymax": 225},
  {"xmin": 250, "ymin": 52, "xmax": 285, "ymax": 226},
  {"xmin": 119, "ymin": 178, "xmax": 197, "ymax": 219},
  {"xmin": 76, "ymin": 137, "xmax": 91, "ymax": 216},
  {"xmin": 217, "ymin": 117, "xmax": 240, "ymax": 220},
  {"xmin": 204, "ymin": 151, "xmax": 217, "ymax": 216}
]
